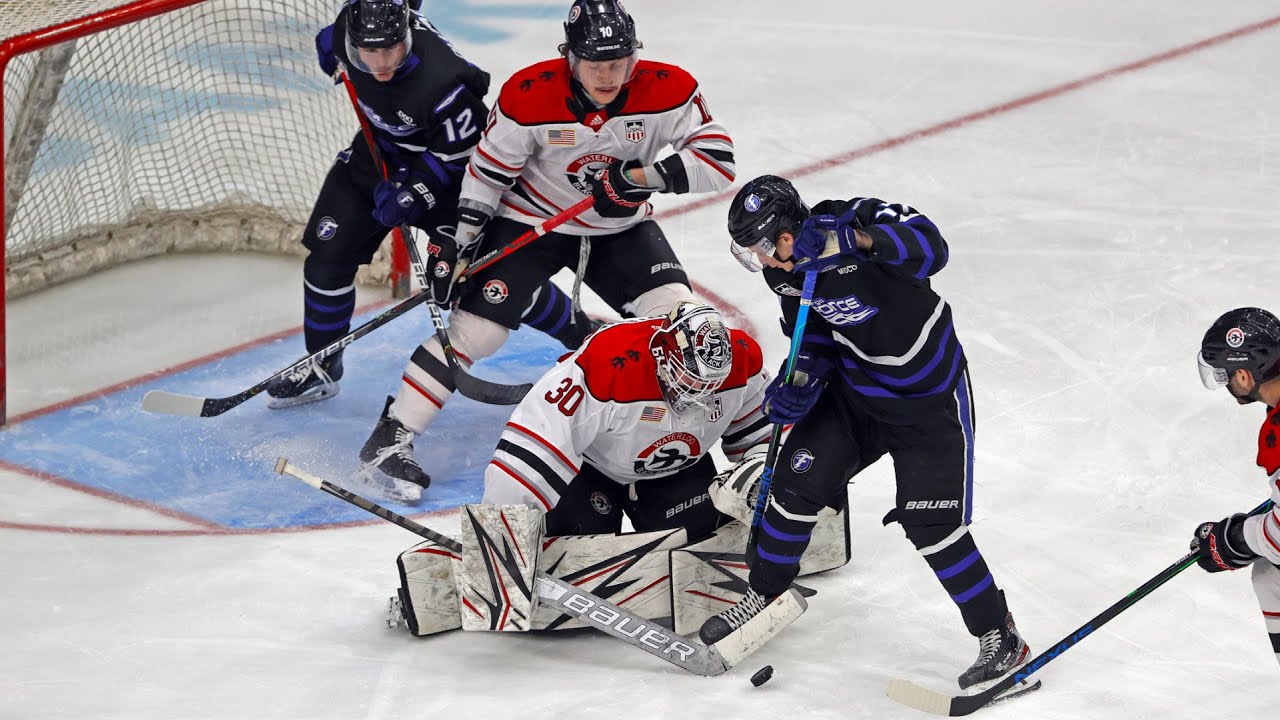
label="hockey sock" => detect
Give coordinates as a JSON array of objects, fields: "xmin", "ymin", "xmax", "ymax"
[
  {"xmin": 393, "ymin": 340, "xmax": 457, "ymax": 434},
  {"xmin": 522, "ymin": 282, "xmax": 594, "ymax": 350},
  {"xmin": 302, "ymin": 277, "xmax": 356, "ymax": 353},
  {"xmin": 905, "ymin": 524, "xmax": 1008, "ymax": 636},
  {"xmin": 748, "ymin": 486, "xmax": 821, "ymax": 598}
]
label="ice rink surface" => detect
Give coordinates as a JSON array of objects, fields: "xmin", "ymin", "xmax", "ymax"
[{"xmin": 4, "ymin": 1, "xmax": 1279, "ymax": 718}]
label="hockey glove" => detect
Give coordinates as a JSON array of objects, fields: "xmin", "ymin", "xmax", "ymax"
[
  {"xmin": 762, "ymin": 349, "xmax": 833, "ymax": 424},
  {"xmin": 1190, "ymin": 514, "xmax": 1258, "ymax": 573},
  {"xmin": 315, "ymin": 25, "xmax": 339, "ymax": 78},
  {"xmin": 585, "ymin": 159, "xmax": 652, "ymax": 218},
  {"xmin": 792, "ymin": 211, "xmax": 866, "ymax": 272},
  {"xmin": 372, "ymin": 168, "xmax": 440, "ymax": 229}
]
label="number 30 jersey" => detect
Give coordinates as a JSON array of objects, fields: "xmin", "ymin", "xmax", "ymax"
[{"xmin": 482, "ymin": 318, "xmax": 770, "ymax": 511}]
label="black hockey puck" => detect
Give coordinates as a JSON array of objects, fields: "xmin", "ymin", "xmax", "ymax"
[{"xmin": 750, "ymin": 665, "xmax": 774, "ymax": 687}]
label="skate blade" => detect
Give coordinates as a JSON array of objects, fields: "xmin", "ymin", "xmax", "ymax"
[
  {"xmin": 988, "ymin": 678, "xmax": 1042, "ymax": 705},
  {"xmin": 346, "ymin": 465, "xmax": 424, "ymax": 505},
  {"xmin": 267, "ymin": 383, "xmax": 340, "ymax": 410}
]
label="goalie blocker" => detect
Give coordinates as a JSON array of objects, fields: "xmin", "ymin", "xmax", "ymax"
[{"xmin": 392, "ymin": 466, "xmax": 849, "ymax": 636}]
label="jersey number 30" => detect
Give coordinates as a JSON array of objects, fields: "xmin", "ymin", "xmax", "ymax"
[{"xmin": 544, "ymin": 378, "xmax": 585, "ymax": 416}]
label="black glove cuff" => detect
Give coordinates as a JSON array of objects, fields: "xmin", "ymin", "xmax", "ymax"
[{"xmin": 1224, "ymin": 514, "xmax": 1258, "ymax": 560}]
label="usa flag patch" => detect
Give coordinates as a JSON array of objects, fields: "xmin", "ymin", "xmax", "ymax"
[
  {"xmin": 640, "ymin": 406, "xmax": 666, "ymax": 422},
  {"xmin": 548, "ymin": 128, "xmax": 576, "ymax": 146}
]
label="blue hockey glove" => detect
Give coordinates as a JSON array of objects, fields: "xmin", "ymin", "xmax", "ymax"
[
  {"xmin": 372, "ymin": 168, "xmax": 439, "ymax": 228},
  {"xmin": 1190, "ymin": 514, "xmax": 1257, "ymax": 573},
  {"xmin": 585, "ymin": 160, "xmax": 651, "ymax": 218},
  {"xmin": 792, "ymin": 211, "xmax": 864, "ymax": 272},
  {"xmin": 762, "ymin": 349, "xmax": 833, "ymax": 424},
  {"xmin": 315, "ymin": 25, "xmax": 339, "ymax": 78}
]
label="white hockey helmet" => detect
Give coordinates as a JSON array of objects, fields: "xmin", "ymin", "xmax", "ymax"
[{"xmin": 650, "ymin": 302, "xmax": 733, "ymax": 413}]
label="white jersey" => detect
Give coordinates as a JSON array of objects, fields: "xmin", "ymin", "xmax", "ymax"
[
  {"xmin": 483, "ymin": 318, "xmax": 771, "ymax": 511},
  {"xmin": 1242, "ymin": 403, "xmax": 1280, "ymax": 566},
  {"xmin": 461, "ymin": 58, "xmax": 735, "ymax": 236}
]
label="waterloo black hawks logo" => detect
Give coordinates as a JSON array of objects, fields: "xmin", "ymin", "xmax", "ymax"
[
  {"xmin": 633, "ymin": 432, "xmax": 702, "ymax": 475},
  {"xmin": 566, "ymin": 153, "xmax": 619, "ymax": 195},
  {"xmin": 692, "ymin": 322, "xmax": 730, "ymax": 371}
]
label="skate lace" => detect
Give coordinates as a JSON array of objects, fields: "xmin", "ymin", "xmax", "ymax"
[
  {"xmin": 370, "ymin": 426, "xmax": 422, "ymax": 469},
  {"xmin": 722, "ymin": 590, "xmax": 770, "ymax": 630},
  {"xmin": 974, "ymin": 627, "xmax": 1005, "ymax": 665},
  {"xmin": 286, "ymin": 357, "xmax": 334, "ymax": 386}
]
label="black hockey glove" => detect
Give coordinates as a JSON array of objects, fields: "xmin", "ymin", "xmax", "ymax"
[
  {"xmin": 372, "ymin": 168, "xmax": 439, "ymax": 229},
  {"xmin": 1190, "ymin": 514, "xmax": 1258, "ymax": 573},
  {"xmin": 421, "ymin": 232, "xmax": 477, "ymax": 308},
  {"xmin": 585, "ymin": 159, "xmax": 651, "ymax": 218}
]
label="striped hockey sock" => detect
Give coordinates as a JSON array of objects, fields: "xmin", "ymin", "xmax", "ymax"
[
  {"xmin": 749, "ymin": 488, "xmax": 821, "ymax": 598},
  {"xmin": 303, "ymin": 279, "xmax": 356, "ymax": 353},
  {"xmin": 912, "ymin": 525, "xmax": 1007, "ymax": 636},
  {"xmin": 522, "ymin": 282, "xmax": 595, "ymax": 350}
]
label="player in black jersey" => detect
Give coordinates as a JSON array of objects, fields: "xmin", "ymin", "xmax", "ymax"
[{"xmin": 701, "ymin": 174, "xmax": 1040, "ymax": 699}]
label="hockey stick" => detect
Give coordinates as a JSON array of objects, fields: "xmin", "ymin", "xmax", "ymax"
[
  {"xmin": 886, "ymin": 498, "xmax": 1276, "ymax": 716},
  {"xmin": 273, "ymin": 457, "xmax": 807, "ymax": 676},
  {"xmin": 339, "ymin": 72, "xmax": 529, "ymax": 406},
  {"xmin": 746, "ymin": 269, "xmax": 819, "ymax": 556},
  {"xmin": 140, "ymin": 201, "xmax": 592, "ymax": 417}
]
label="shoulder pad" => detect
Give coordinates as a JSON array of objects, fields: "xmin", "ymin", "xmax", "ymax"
[
  {"xmin": 497, "ymin": 59, "xmax": 577, "ymax": 126},
  {"xmin": 573, "ymin": 319, "xmax": 665, "ymax": 403},
  {"xmin": 619, "ymin": 61, "xmax": 698, "ymax": 116}
]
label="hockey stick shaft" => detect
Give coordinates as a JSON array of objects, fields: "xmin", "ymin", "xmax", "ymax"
[
  {"xmin": 747, "ymin": 269, "xmax": 819, "ymax": 555},
  {"xmin": 271, "ymin": 457, "xmax": 754, "ymax": 676},
  {"xmin": 339, "ymin": 72, "xmax": 530, "ymax": 406},
  {"xmin": 887, "ymin": 498, "xmax": 1276, "ymax": 716}
]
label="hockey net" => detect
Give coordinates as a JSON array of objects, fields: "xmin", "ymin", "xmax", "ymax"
[{"xmin": 1, "ymin": 0, "xmax": 408, "ymax": 422}]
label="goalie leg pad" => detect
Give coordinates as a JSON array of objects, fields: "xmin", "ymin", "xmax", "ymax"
[
  {"xmin": 457, "ymin": 503, "xmax": 543, "ymax": 632},
  {"xmin": 396, "ymin": 539, "xmax": 463, "ymax": 636}
]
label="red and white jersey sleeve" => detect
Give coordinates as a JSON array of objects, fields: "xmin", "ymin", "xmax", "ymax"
[
  {"xmin": 1242, "ymin": 404, "xmax": 1280, "ymax": 565},
  {"xmin": 460, "ymin": 59, "xmax": 734, "ymax": 236},
  {"xmin": 718, "ymin": 351, "xmax": 771, "ymax": 463},
  {"xmin": 483, "ymin": 319, "xmax": 766, "ymax": 510}
]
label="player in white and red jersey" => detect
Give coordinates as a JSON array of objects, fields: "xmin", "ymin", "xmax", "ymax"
[
  {"xmin": 1191, "ymin": 307, "xmax": 1280, "ymax": 667},
  {"xmin": 356, "ymin": 0, "xmax": 737, "ymax": 498},
  {"xmin": 483, "ymin": 302, "xmax": 771, "ymax": 536}
]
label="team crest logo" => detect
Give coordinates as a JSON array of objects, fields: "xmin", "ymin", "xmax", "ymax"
[
  {"xmin": 482, "ymin": 279, "xmax": 509, "ymax": 304},
  {"xmin": 791, "ymin": 449, "xmax": 814, "ymax": 473},
  {"xmin": 625, "ymin": 119, "xmax": 646, "ymax": 143},
  {"xmin": 692, "ymin": 323, "xmax": 730, "ymax": 371},
  {"xmin": 744, "ymin": 194, "xmax": 762, "ymax": 212},
  {"xmin": 633, "ymin": 432, "xmax": 702, "ymax": 475},
  {"xmin": 433, "ymin": 261, "xmax": 450, "ymax": 278},
  {"xmin": 1226, "ymin": 327, "xmax": 1246, "ymax": 348},
  {"xmin": 567, "ymin": 4, "xmax": 581, "ymax": 22},
  {"xmin": 566, "ymin": 153, "xmax": 619, "ymax": 195},
  {"xmin": 707, "ymin": 397, "xmax": 723, "ymax": 422},
  {"xmin": 589, "ymin": 491, "xmax": 612, "ymax": 515},
  {"xmin": 316, "ymin": 216, "xmax": 339, "ymax": 241}
]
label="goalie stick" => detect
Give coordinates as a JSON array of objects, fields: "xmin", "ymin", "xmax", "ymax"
[
  {"xmin": 886, "ymin": 499, "xmax": 1276, "ymax": 716},
  {"xmin": 273, "ymin": 457, "xmax": 807, "ymax": 676},
  {"xmin": 338, "ymin": 71, "xmax": 528, "ymax": 406},
  {"xmin": 140, "ymin": 197, "xmax": 592, "ymax": 417}
]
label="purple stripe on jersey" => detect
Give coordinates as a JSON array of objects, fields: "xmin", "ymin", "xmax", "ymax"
[
  {"xmin": 802, "ymin": 332, "xmax": 835, "ymax": 346},
  {"xmin": 852, "ymin": 322, "xmax": 956, "ymax": 388},
  {"xmin": 950, "ymin": 573, "xmax": 993, "ymax": 603},
  {"xmin": 419, "ymin": 151, "xmax": 451, "ymax": 187},
  {"xmin": 902, "ymin": 223, "xmax": 936, "ymax": 279},
  {"xmin": 763, "ymin": 517, "xmax": 811, "ymax": 543},
  {"xmin": 935, "ymin": 549, "xmax": 981, "ymax": 580},
  {"xmin": 433, "ymin": 83, "xmax": 465, "ymax": 114},
  {"xmin": 877, "ymin": 225, "xmax": 910, "ymax": 266},
  {"xmin": 955, "ymin": 369, "xmax": 975, "ymax": 524},
  {"xmin": 756, "ymin": 546, "xmax": 804, "ymax": 566},
  {"xmin": 843, "ymin": 342, "xmax": 964, "ymax": 399}
]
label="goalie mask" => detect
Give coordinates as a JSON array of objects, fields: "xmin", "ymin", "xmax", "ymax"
[
  {"xmin": 650, "ymin": 303, "xmax": 733, "ymax": 414},
  {"xmin": 344, "ymin": 0, "xmax": 413, "ymax": 78}
]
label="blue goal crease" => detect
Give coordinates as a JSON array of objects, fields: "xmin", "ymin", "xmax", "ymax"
[{"xmin": 2, "ymin": 308, "xmax": 561, "ymax": 531}]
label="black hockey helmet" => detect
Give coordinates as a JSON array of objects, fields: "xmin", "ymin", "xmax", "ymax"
[
  {"xmin": 1198, "ymin": 307, "xmax": 1280, "ymax": 391},
  {"xmin": 726, "ymin": 175, "xmax": 810, "ymax": 271},
  {"xmin": 346, "ymin": 0, "xmax": 410, "ymax": 48},
  {"xmin": 562, "ymin": 0, "xmax": 638, "ymax": 61}
]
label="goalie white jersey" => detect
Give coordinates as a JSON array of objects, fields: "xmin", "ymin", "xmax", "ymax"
[
  {"xmin": 483, "ymin": 318, "xmax": 771, "ymax": 511},
  {"xmin": 461, "ymin": 58, "xmax": 735, "ymax": 235}
]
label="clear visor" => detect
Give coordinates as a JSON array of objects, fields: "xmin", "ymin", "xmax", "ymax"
[
  {"xmin": 346, "ymin": 34, "xmax": 412, "ymax": 77},
  {"xmin": 568, "ymin": 51, "xmax": 639, "ymax": 89},
  {"xmin": 658, "ymin": 356, "xmax": 726, "ymax": 413},
  {"xmin": 730, "ymin": 236, "xmax": 776, "ymax": 273},
  {"xmin": 1198, "ymin": 352, "xmax": 1229, "ymax": 389}
]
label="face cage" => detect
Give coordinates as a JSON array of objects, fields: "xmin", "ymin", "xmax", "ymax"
[
  {"xmin": 656, "ymin": 353, "xmax": 726, "ymax": 414},
  {"xmin": 730, "ymin": 236, "xmax": 776, "ymax": 273},
  {"xmin": 568, "ymin": 50, "xmax": 639, "ymax": 87},
  {"xmin": 345, "ymin": 33, "xmax": 413, "ymax": 76},
  {"xmin": 1198, "ymin": 352, "xmax": 1230, "ymax": 390}
]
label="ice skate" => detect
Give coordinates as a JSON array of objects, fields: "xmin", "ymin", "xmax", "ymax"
[
  {"xmin": 958, "ymin": 612, "xmax": 1042, "ymax": 701},
  {"xmin": 266, "ymin": 352, "xmax": 343, "ymax": 409},
  {"xmin": 351, "ymin": 396, "xmax": 431, "ymax": 504},
  {"xmin": 697, "ymin": 588, "xmax": 775, "ymax": 644}
]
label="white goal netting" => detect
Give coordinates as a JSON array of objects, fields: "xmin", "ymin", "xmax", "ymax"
[{"xmin": 2, "ymin": 0, "xmax": 395, "ymax": 297}]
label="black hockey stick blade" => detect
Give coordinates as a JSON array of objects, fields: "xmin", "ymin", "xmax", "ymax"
[{"xmin": 452, "ymin": 370, "xmax": 532, "ymax": 405}]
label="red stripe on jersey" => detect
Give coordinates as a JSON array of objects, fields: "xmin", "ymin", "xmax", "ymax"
[
  {"xmin": 476, "ymin": 146, "xmax": 521, "ymax": 174},
  {"xmin": 517, "ymin": 179, "xmax": 602, "ymax": 230},
  {"xmin": 505, "ymin": 422, "xmax": 581, "ymax": 474},
  {"xmin": 1262, "ymin": 512, "xmax": 1280, "ymax": 555},
  {"xmin": 402, "ymin": 375, "xmax": 444, "ymax": 408},
  {"xmin": 1264, "ymin": 610, "xmax": 1280, "ymax": 618},
  {"xmin": 467, "ymin": 162, "xmax": 508, "ymax": 191},
  {"xmin": 686, "ymin": 133, "xmax": 733, "ymax": 147},
  {"xmin": 691, "ymin": 147, "xmax": 732, "ymax": 180},
  {"xmin": 617, "ymin": 575, "xmax": 670, "ymax": 606},
  {"xmin": 489, "ymin": 459, "xmax": 552, "ymax": 511},
  {"xmin": 730, "ymin": 403, "xmax": 763, "ymax": 424},
  {"xmin": 500, "ymin": 197, "xmax": 547, "ymax": 219}
]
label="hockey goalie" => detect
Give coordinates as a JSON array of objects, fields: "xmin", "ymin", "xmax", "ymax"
[{"xmin": 389, "ymin": 302, "xmax": 851, "ymax": 636}]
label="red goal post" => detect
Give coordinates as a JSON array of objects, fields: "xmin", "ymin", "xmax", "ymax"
[{"xmin": 0, "ymin": 0, "xmax": 410, "ymax": 425}]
